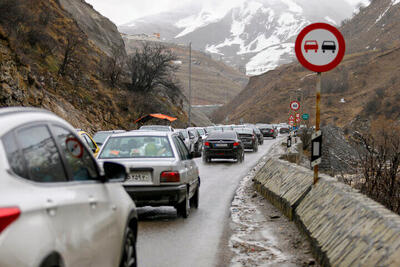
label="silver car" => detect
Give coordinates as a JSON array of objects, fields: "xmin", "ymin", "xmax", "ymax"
[
  {"xmin": 97, "ymin": 131, "xmax": 200, "ymax": 218},
  {"xmin": 176, "ymin": 128, "xmax": 195, "ymax": 154},
  {"xmin": 0, "ymin": 107, "xmax": 138, "ymax": 267}
]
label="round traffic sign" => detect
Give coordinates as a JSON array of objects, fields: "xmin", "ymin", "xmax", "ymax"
[
  {"xmin": 66, "ymin": 137, "xmax": 84, "ymax": 158},
  {"xmin": 295, "ymin": 23, "xmax": 345, "ymax": 72},
  {"xmin": 290, "ymin": 101, "xmax": 300, "ymax": 111}
]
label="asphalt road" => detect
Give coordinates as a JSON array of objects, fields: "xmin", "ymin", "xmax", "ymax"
[{"xmin": 136, "ymin": 138, "xmax": 279, "ymax": 267}]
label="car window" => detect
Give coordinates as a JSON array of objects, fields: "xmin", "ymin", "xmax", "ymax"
[
  {"xmin": 208, "ymin": 131, "xmax": 236, "ymax": 139},
  {"xmin": 99, "ymin": 136, "xmax": 174, "ymax": 158},
  {"xmin": 82, "ymin": 134, "xmax": 96, "ymax": 150},
  {"xmin": 53, "ymin": 126, "xmax": 99, "ymax": 181},
  {"xmin": 180, "ymin": 130, "xmax": 189, "ymax": 138},
  {"xmin": 173, "ymin": 136, "xmax": 185, "ymax": 160},
  {"xmin": 16, "ymin": 125, "xmax": 67, "ymax": 183},
  {"xmin": 177, "ymin": 138, "xmax": 191, "ymax": 159},
  {"xmin": 93, "ymin": 132, "xmax": 111, "ymax": 144},
  {"xmin": 173, "ymin": 136, "xmax": 190, "ymax": 160},
  {"xmin": 3, "ymin": 132, "xmax": 26, "ymax": 178},
  {"xmin": 197, "ymin": 129, "xmax": 205, "ymax": 135}
]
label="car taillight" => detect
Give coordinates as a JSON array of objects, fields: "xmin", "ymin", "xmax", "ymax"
[
  {"xmin": 204, "ymin": 141, "xmax": 210, "ymax": 147},
  {"xmin": 233, "ymin": 142, "xmax": 239, "ymax": 147},
  {"xmin": 0, "ymin": 207, "xmax": 20, "ymax": 234},
  {"xmin": 271, "ymin": 129, "xmax": 274, "ymax": 133},
  {"xmin": 160, "ymin": 171, "xmax": 180, "ymax": 182}
]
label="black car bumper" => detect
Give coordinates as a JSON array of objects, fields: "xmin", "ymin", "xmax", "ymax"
[
  {"xmin": 124, "ymin": 184, "xmax": 187, "ymax": 207},
  {"xmin": 204, "ymin": 149, "xmax": 240, "ymax": 159}
]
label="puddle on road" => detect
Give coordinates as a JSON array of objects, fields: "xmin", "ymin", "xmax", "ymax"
[{"xmin": 228, "ymin": 158, "xmax": 318, "ymax": 267}]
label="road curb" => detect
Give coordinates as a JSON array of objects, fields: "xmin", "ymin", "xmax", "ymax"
[{"xmin": 253, "ymin": 157, "xmax": 400, "ymax": 267}]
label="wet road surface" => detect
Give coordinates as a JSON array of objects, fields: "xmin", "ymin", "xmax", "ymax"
[{"xmin": 136, "ymin": 138, "xmax": 279, "ymax": 267}]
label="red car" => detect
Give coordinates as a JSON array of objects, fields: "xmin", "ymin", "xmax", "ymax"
[{"xmin": 304, "ymin": 40, "xmax": 318, "ymax": 53}]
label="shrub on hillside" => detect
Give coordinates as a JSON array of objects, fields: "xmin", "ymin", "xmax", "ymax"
[
  {"xmin": 354, "ymin": 119, "xmax": 400, "ymax": 214},
  {"xmin": 127, "ymin": 42, "xmax": 180, "ymax": 93}
]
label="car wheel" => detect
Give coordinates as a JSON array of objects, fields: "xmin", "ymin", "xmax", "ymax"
[
  {"xmin": 120, "ymin": 226, "xmax": 137, "ymax": 267},
  {"xmin": 254, "ymin": 145, "xmax": 258, "ymax": 152},
  {"xmin": 202, "ymin": 155, "xmax": 209, "ymax": 163},
  {"xmin": 190, "ymin": 184, "xmax": 200, "ymax": 209},
  {"xmin": 177, "ymin": 189, "xmax": 190, "ymax": 218},
  {"xmin": 241, "ymin": 152, "xmax": 245, "ymax": 163}
]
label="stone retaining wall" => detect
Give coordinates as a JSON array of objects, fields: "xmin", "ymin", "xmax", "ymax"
[{"xmin": 254, "ymin": 157, "xmax": 400, "ymax": 267}]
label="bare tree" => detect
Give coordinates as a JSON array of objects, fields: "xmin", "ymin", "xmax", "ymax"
[
  {"xmin": 58, "ymin": 31, "xmax": 83, "ymax": 76},
  {"xmin": 353, "ymin": 119, "xmax": 400, "ymax": 213},
  {"xmin": 102, "ymin": 45, "xmax": 126, "ymax": 87},
  {"xmin": 127, "ymin": 42, "xmax": 179, "ymax": 92}
]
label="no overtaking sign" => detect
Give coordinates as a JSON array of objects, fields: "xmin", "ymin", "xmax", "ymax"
[{"xmin": 295, "ymin": 23, "xmax": 345, "ymax": 73}]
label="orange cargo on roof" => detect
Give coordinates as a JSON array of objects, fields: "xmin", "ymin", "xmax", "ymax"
[{"xmin": 134, "ymin": 113, "xmax": 177, "ymax": 124}]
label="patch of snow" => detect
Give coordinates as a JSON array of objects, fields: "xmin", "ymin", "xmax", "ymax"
[
  {"xmin": 280, "ymin": 0, "xmax": 303, "ymax": 13},
  {"xmin": 205, "ymin": 44, "xmax": 224, "ymax": 55},
  {"xmin": 393, "ymin": 0, "xmax": 400, "ymax": 5},
  {"xmin": 172, "ymin": 60, "xmax": 182, "ymax": 65},
  {"xmin": 324, "ymin": 16, "xmax": 337, "ymax": 25},
  {"xmin": 375, "ymin": 4, "xmax": 391, "ymax": 23},
  {"xmin": 175, "ymin": 10, "xmax": 225, "ymax": 38},
  {"xmin": 340, "ymin": 98, "xmax": 346, "ymax": 103},
  {"xmin": 246, "ymin": 43, "xmax": 294, "ymax": 75}
]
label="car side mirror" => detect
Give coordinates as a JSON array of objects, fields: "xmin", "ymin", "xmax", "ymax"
[{"xmin": 102, "ymin": 162, "xmax": 127, "ymax": 182}]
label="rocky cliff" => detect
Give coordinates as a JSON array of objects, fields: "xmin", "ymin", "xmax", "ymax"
[{"xmin": 0, "ymin": 0, "xmax": 205, "ymax": 133}]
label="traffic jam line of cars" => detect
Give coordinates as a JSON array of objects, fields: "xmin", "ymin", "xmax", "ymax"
[{"xmin": 0, "ymin": 107, "xmax": 289, "ymax": 267}]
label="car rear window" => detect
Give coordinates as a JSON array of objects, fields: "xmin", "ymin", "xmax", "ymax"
[
  {"xmin": 197, "ymin": 129, "xmax": 205, "ymax": 135},
  {"xmin": 208, "ymin": 131, "xmax": 236, "ymax": 140},
  {"xmin": 99, "ymin": 136, "xmax": 174, "ymax": 159},
  {"xmin": 179, "ymin": 130, "xmax": 189, "ymax": 138},
  {"xmin": 93, "ymin": 132, "xmax": 112, "ymax": 144},
  {"xmin": 235, "ymin": 128, "xmax": 253, "ymax": 134}
]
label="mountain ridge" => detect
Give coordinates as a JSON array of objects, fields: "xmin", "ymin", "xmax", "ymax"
[{"xmin": 119, "ymin": 0, "xmax": 360, "ymax": 75}]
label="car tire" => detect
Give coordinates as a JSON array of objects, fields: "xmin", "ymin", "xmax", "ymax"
[
  {"xmin": 119, "ymin": 226, "xmax": 137, "ymax": 267},
  {"xmin": 254, "ymin": 145, "xmax": 258, "ymax": 152},
  {"xmin": 241, "ymin": 152, "xmax": 245, "ymax": 163},
  {"xmin": 177, "ymin": 189, "xmax": 190, "ymax": 218},
  {"xmin": 191, "ymin": 184, "xmax": 200, "ymax": 209},
  {"xmin": 202, "ymin": 155, "xmax": 209, "ymax": 163}
]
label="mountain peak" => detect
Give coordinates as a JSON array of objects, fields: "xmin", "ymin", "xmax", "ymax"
[{"xmin": 119, "ymin": 0, "xmax": 367, "ymax": 75}]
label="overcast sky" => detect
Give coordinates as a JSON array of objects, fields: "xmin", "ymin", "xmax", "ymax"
[{"xmin": 86, "ymin": 0, "xmax": 369, "ymax": 25}]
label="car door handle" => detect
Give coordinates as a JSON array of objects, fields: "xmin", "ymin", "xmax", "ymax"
[
  {"xmin": 46, "ymin": 199, "xmax": 57, "ymax": 217},
  {"xmin": 89, "ymin": 196, "xmax": 97, "ymax": 209}
]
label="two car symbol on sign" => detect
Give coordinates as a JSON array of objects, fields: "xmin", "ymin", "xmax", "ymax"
[{"xmin": 304, "ymin": 40, "xmax": 336, "ymax": 53}]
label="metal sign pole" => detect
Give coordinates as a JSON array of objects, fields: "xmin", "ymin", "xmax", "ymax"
[
  {"xmin": 188, "ymin": 42, "xmax": 192, "ymax": 127},
  {"xmin": 314, "ymin": 72, "xmax": 321, "ymax": 184}
]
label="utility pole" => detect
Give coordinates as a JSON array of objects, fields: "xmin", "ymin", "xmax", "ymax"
[{"xmin": 188, "ymin": 42, "xmax": 192, "ymax": 127}]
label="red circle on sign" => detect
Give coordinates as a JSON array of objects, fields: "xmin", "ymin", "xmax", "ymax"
[
  {"xmin": 295, "ymin": 23, "xmax": 345, "ymax": 72},
  {"xmin": 66, "ymin": 137, "xmax": 84, "ymax": 158},
  {"xmin": 290, "ymin": 101, "xmax": 300, "ymax": 111}
]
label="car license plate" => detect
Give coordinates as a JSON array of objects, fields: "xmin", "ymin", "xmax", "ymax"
[
  {"xmin": 215, "ymin": 143, "xmax": 228, "ymax": 148},
  {"xmin": 128, "ymin": 171, "xmax": 152, "ymax": 182}
]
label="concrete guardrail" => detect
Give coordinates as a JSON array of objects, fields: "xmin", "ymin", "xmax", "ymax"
[{"xmin": 254, "ymin": 157, "xmax": 400, "ymax": 267}]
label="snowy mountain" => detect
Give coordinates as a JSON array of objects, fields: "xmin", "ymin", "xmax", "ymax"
[{"xmin": 119, "ymin": 0, "xmax": 368, "ymax": 76}]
